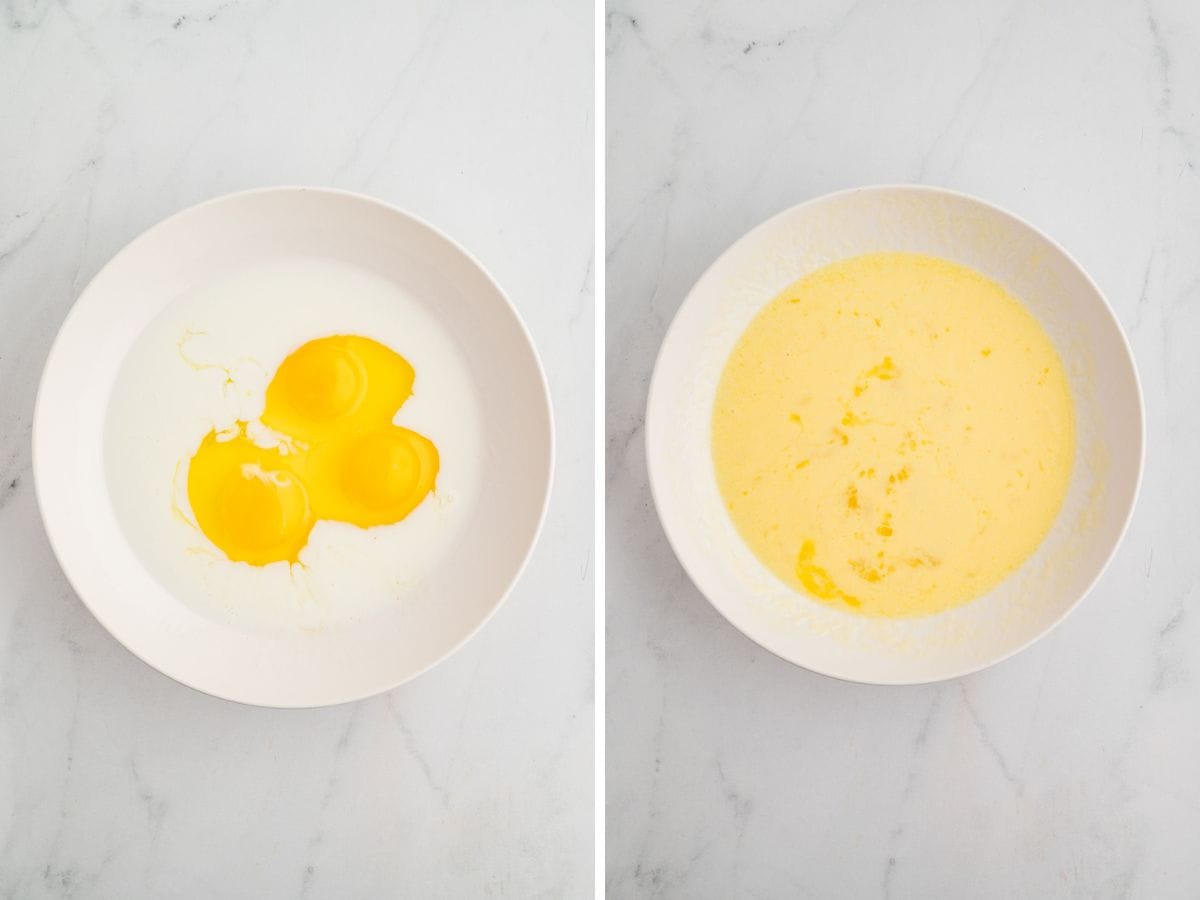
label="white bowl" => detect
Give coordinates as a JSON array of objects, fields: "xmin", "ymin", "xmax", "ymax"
[
  {"xmin": 646, "ymin": 185, "xmax": 1143, "ymax": 684},
  {"xmin": 34, "ymin": 187, "xmax": 553, "ymax": 707}
]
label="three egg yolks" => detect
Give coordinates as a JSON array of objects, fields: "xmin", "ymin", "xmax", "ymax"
[
  {"xmin": 187, "ymin": 335, "xmax": 439, "ymax": 566},
  {"xmin": 712, "ymin": 252, "xmax": 1075, "ymax": 618}
]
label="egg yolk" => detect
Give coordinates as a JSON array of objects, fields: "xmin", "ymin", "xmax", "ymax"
[
  {"xmin": 186, "ymin": 335, "xmax": 438, "ymax": 566},
  {"xmin": 187, "ymin": 428, "xmax": 315, "ymax": 565},
  {"xmin": 307, "ymin": 426, "xmax": 440, "ymax": 527},
  {"xmin": 262, "ymin": 335, "xmax": 415, "ymax": 442}
]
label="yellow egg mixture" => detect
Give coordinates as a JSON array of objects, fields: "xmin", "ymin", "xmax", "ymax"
[
  {"xmin": 187, "ymin": 335, "xmax": 439, "ymax": 566},
  {"xmin": 712, "ymin": 252, "xmax": 1075, "ymax": 618}
]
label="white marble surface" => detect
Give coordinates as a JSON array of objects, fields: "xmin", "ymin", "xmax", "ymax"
[
  {"xmin": 0, "ymin": 1, "xmax": 592, "ymax": 897},
  {"xmin": 607, "ymin": 1, "xmax": 1198, "ymax": 897}
]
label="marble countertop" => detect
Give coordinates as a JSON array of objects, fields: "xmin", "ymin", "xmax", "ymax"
[
  {"xmin": 0, "ymin": 1, "xmax": 592, "ymax": 897},
  {"xmin": 607, "ymin": 1, "xmax": 1198, "ymax": 897}
]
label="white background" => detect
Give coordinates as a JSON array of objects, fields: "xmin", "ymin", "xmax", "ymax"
[
  {"xmin": 607, "ymin": 1, "xmax": 1199, "ymax": 897},
  {"xmin": 0, "ymin": 1, "xmax": 593, "ymax": 896}
]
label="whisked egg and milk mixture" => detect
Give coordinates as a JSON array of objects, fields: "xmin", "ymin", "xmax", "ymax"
[
  {"xmin": 713, "ymin": 252, "xmax": 1074, "ymax": 619},
  {"xmin": 106, "ymin": 257, "xmax": 481, "ymax": 631}
]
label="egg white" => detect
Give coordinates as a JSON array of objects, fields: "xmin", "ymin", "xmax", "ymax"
[{"xmin": 104, "ymin": 256, "xmax": 482, "ymax": 633}]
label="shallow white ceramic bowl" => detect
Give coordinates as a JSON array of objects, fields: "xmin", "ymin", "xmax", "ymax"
[
  {"xmin": 34, "ymin": 187, "xmax": 553, "ymax": 707},
  {"xmin": 647, "ymin": 185, "xmax": 1142, "ymax": 684}
]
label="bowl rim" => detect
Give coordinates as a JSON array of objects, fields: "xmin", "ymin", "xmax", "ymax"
[
  {"xmin": 644, "ymin": 182, "xmax": 1145, "ymax": 686},
  {"xmin": 33, "ymin": 185, "xmax": 556, "ymax": 708}
]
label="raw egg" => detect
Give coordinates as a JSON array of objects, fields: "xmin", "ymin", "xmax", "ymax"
[
  {"xmin": 187, "ymin": 335, "xmax": 440, "ymax": 566},
  {"xmin": 105, "ymin": 256, "xmax": 481, "ymax": 632}
]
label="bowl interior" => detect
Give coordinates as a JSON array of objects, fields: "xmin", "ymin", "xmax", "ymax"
[
  {"xmin": 34, "ymin": 188, "xmax": 552, "ymax": 706},
  {"xmin": 647, "ymin": 185, "xmax": 1142, "ymax": 684}
]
